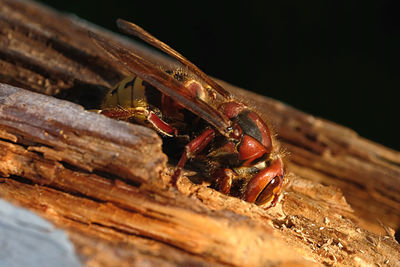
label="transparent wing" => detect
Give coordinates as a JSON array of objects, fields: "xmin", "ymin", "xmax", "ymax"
[
  {"xmin": 90, "ymin": 31, "xmax": 231, "ymax": 132},
  {"xmin": 116, "ymin": 19, "xmax": 232, "ymax": 100}
]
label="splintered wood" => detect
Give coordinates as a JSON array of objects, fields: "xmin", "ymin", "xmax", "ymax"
[{"xmin": 0, "ymin": 0, "xmax": 399, "ymax": 266}]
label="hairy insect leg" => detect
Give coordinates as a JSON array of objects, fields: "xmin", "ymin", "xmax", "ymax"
[
  {"xmin": 171, "ymin": 128, "xmax": 216, "ymax": 185},
  {"xmin": 99, "ymin": 107, "xmax": 178, "ymax": 136}
]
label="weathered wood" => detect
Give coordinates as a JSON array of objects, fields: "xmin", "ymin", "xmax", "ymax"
[
  {"xmin": 0, "ymin": 85, "xmax": 310, "ymax": 266},
  {"xmin": 0, "ymin": 83, "xmax": 165, "ymax": 183},
  {"xmin": 0, "ymin": 0, "xmax": 399, "ymax": 266}
]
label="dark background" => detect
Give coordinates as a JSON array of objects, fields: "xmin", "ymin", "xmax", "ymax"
[{"xmin": 38, "ymin": 0, "xmax": 399, "ymax": 150}]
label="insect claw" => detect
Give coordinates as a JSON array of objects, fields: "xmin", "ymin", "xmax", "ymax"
[{"xmin": 170, "ymin": 168, "xmax": 182, "ymax": 186}]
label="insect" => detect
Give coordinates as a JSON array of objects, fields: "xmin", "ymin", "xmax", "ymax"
[{"xmin": 90, "ymin": 19, "xmax": 284, "ymax": 207}]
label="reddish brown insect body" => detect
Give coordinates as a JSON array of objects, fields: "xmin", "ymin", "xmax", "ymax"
[{"xmin": 90, "ymin": 19, "xmax": 284, "ymax": 207}]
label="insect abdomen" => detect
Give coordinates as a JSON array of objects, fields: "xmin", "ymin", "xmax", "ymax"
[{"xmin": 101, "ymin": 75, "xmax": 147, "ymax": 109}]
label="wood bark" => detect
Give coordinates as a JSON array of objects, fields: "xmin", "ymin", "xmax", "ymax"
[{"xmin": 0, "ymin": 0, "xmax": 399, "ymax": 266}]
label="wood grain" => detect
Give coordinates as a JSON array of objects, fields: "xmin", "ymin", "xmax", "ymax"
[{"xmin": 0, "ymin": 0, "xmax": 399, "ymax": 266}]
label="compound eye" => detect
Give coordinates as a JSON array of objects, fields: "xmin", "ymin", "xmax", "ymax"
[
  {"xmin": 242, "ymin": 158, "xmax": 284, "ymax": 206},
  {"xmin": 255, "ymin": 177, "xmax": 281, "ymax": 205}
]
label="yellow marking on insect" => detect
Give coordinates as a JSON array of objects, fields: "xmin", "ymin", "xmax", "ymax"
[
  {"xmin": 101, "ymin": 75, "xmax": 149, "ymax": 110},
  {"xmin": 117, "ymin": 76, "xmax": 137, "ymax": 108},
  {"xmin": 132, "ymin": 76, "xmax": 147, "ymax": 108}
]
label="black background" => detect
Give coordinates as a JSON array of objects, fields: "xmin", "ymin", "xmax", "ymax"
[{"xmin": 38, "ymin": 0, "xmax": 399, "ymax": 150}]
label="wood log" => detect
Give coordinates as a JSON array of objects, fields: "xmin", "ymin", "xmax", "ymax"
[{"xmin": 0, "ymin": 0, "xmax": 399, "ymax": 266}]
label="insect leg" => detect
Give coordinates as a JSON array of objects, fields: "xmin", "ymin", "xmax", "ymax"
[
  {"xmin": 214, "ymin": 168, "xmax": 235, "ymax": 194},
  {"xmin": 171, "ymin": 128, "xmax": 215, "ymax": 184},
  {"xmin": 98, "ymin": 107, "xmax": 178, "ymax": 137},
  {"xmin": 97, "ymin": 108, "xmax": 136, "ymax": 120},
  {"xmin": 147, "ymin": 111, "xmax": 177, "ymax": 136}
]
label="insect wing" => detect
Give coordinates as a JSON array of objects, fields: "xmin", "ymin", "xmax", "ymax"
[
  {"xmin": 90, "ymin": 32, "xmax": 231, "ymax": 131},
  {"xmin": 116, "ymin": 19, "xmax": 232, "ymax": 100}
]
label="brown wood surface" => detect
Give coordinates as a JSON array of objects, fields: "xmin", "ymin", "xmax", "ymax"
[{"xmin": 0, "ymin": 0, "xmax": 399, "ymax": 266}]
